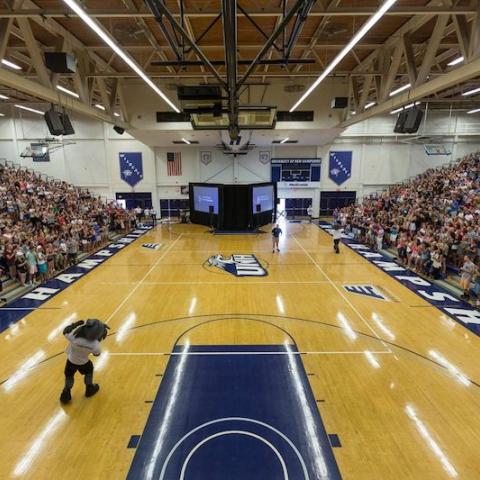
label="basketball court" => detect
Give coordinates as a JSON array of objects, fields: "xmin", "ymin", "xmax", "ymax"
[
  {"xmin": 1, "ymin": 0, "xmax": 480, "ymax": 478},
  {"xmin": 1, "ymin": 221, "xmax": 479, "ymax": 479}
]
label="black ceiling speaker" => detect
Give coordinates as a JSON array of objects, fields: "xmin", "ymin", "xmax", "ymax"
[
  {"xmin": 113, "ymin": 125, "xmax": 125, "ymax": 135},
  {"xmin": 331, "ymin": 97, "xmax": 348, "ymax": 109},
  {"xmin": 44, "ymin": 109, "xmax": 65, "ymax": 136},
  {"xmin": 393, "ymin": 111, "xmax": 408, "ymax": 134},
  {"xmin": 60, "ymin": 112, "xmax": 75, "ymax": 136},
  {"xmin": 44, "ymin": 52, "xmax": 77, "ymax": 74},
  {"xmin": 403, "ymin": 108, "xmax": 424, "ymax": 134},
  {"xmin": 177, "ymin": 85, "xmax": 222, "ymax": 101}
]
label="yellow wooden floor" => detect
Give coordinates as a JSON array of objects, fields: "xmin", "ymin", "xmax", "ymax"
[{"xmin": 1, "ymin": 221, "xmax": 480, "ymax": 479}]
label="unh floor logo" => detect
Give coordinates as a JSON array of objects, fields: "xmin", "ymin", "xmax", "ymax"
[{"xmin": 208, "ymin": 254, "xmax": 268, "ymax": 277}]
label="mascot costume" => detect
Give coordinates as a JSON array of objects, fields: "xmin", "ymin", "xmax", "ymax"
[{"xmin": 60, "ymin": 319, "xmax": 110, "ymax": 404}]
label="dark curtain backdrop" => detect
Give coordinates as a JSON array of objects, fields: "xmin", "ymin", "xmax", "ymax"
[{"xmin": 221, "ymin": 185, "xmax": 251, "ymax": 230}]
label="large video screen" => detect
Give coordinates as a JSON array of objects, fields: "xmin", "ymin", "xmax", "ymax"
[
  {"xmin": 193, "ymin": 185, "xmax": 219, "ymax": 214},
  {"xmin": 252, "ymin": 184, "xmax": 274, "ymax": 213}
]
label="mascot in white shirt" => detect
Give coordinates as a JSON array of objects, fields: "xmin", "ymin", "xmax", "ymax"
[{"xmin": 60, "ymin": 319, "xmax": 109, "ymax": 404}]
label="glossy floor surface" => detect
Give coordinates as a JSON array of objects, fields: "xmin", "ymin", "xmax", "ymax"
[{"xmin": 1, "ymin": 221, "xmax": 480, "ymax": 479}]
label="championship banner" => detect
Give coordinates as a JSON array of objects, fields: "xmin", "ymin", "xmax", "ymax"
[
  {"xmin": 120, "ymin": 152, "xmax": 143, "ymax": 187},
  {"xmin": 329, "ymin": 151, "xmax": 352, "ymax": 185}
]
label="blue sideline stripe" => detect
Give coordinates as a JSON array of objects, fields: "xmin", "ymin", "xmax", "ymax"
[
  {"xmin": 127, "ymin": 344, "xmax": 342, "ymax": 480},
  {"xmin": 0, "ymin": 227, "xmax": 152, "ymax": 333},
  {"xmin": 128, "ymin": 435, "xmax": 141, "ymax": 449},
  {"xmin": 317, "ymin": 222, "xmax": 480, "ymax": 336}
]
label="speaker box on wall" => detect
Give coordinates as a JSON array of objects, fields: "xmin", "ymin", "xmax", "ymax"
[
  {"xmin": 44, "ymin": 109, "xmax": 65, "ymax": 136},
  {"xmin": 209, "ymin": 205, "xmax": 214, "ymax": 214},
  {"xmin": 113, "ymin": 125, "xmax": 125, "ymax": 135},
  {"xmin": 403, "ymin": 108, "xmax": 424, "ymax": 134},
  {"xmin": 331, "ymin": 97, "xmax": 348, "ymax": 109},
  {"xmin": 44, "ymin": 52, "xmax": 77, "ymax": 74},
  {"xmin": 256, "ymin": 204, "xmax": 261, "ymax": 213},
  {"xmin": 60, "ymin": 112, "xmax": 75, "ymax": 135}
]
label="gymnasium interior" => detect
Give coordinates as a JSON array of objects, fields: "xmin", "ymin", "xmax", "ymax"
[{"xmin": 1, "ymin": 1, "xmax": 480, "ymax": 479}]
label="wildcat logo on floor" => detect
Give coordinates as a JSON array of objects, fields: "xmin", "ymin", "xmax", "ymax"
[{"xmin": 207, "ymin": 254, "xmax": 268, "ymax": 277}]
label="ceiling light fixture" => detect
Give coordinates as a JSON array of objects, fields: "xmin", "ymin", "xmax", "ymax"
[
  {"xmin": 0, "ymin": 113, "xmax": 5, "ymax": 117},
  {"xmin": 14, "ymin": 104, "xmax": 44, "ymax": 115},
  {"xmin": 280, "ymin": 137, "xmax": 289, "ymax": 144},
  {"xmin": 113, "ymin": 112, "xmax": 120, "ymax": 117},
  {"xmin": 467, "ymin": 108, "xmax": 480, "ymax": 114},
  {"xmin": 95, "ymin": 104, "xmax": 106, "ymax": 111},
  {"xmin": 1, "ymin": 58, "xmax": 22, "ymax": 70},
  {"xmin": 181, "ymin": 138, "xmax": 191, "ymax": 144},
  {"xmin": 447, "ymin": 56, "xmax": 464, "ymax": 66},
  {"xmin": 389, "ymin": 83, "xmax": 411, "ymax": 97},
  {"xmin": 289, "ymin": 0, "xmax": 398, "ymax": 112},
  {"xmin": 56, "ymin": 85, "xmax": 79, "ymax": 98},
  {"xmin": 365, "ymin": 101, "xmax": 376, "ymax": 110},
  {"xmin": 390, "ymin": 101, "xmax": 420, "ymax": 115},
  {"xmin": 462, "ymin": 87, "xmax": 480, "ymax": 96},
  {"xmin": 62, "ymin": 0, "xmax": 179, "ymax": 112},
  {"xmin": 0, "ymin": 94, "xmax": 9, "ymax": 100}
]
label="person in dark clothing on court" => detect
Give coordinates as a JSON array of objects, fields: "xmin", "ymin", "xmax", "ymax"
[
  {"xmin": 271, "ymin": 224, "xmax": 283, "ymax": 253},
  {"xmin": 332, "ymin": 222, "xmax": 343, "ymax": 254}
]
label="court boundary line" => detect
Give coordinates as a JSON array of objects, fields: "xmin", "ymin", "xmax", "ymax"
[
  {"xmin": 108, "ymin": 350, "xmax": 394, "ymax": 356},
  {"xmin": 315, "ymin": 222, "xmax": 480, "ymax": 337},
  {"xmin": 0, "ymin": 227, "xmax": 153, "ymax": 333},
  {"xmin": 292, "ymin": 234, "xmax": 391, "ymax": 351},
  {"xmin": 97, "ymin": 281, "xmax": 333, "ymax": 286},
  {"xmin": 105, "ymin": 233, "xmax": 183, "ymax": 324},
  {"xmin": 3, "ymin": 313, "xmax": 480, "ymax": 388}
]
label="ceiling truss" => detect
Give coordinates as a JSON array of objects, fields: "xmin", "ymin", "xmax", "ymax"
[{"xmin": 0, "ymin": 0, "xmax": 479, "ymax": 132}]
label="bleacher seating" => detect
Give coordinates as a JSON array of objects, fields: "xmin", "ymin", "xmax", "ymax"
[
  {"xmin": 337, "ymin": 152, "xmax": 480, "ymax": 305},
  {"xmin": 0, "ymin": 162, "xmax": 136, "ymax": 297}
]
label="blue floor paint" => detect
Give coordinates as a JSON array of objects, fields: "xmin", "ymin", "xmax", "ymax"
[
  {"xmin": 0, "ymin": 227, "xmax": 152, "ymax": 333},
  {"xmin": 128, "ymin": 435, "xmax": 141, "ymax": 449},
  {"xmin": 328, "ymin": 434, "xmax": 342, "ymax": 448},
  {"xmin": 316, "ymin": 221, "xmax": 480, "ymax": 336},
  {"xmin": 127, "ymin": 344, "xmax": 342, "ymax": 480}
]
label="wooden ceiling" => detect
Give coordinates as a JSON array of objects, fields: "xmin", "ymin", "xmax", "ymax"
[{"xmin": 0, "ymin": 0, "xmax": 479, "ymax": 125}]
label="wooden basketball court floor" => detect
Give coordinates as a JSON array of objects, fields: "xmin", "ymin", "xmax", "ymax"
[{"xmin": 1, "ymin": 221, "xmax": 480, "ymax": 479}]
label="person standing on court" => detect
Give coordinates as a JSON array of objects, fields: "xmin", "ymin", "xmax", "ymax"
[
  {"xmin": 307, "ymin": 205, "xmax": 314, "ymax": 223},
  {"xmin": 332, "ymin": 222, "xmax": 343, "ymax": 254},
  {"xmin": 135, "ymin": 205, "xmax": 143, "ymax": 225},
  {"xmin": 272, "ymin": 223, "xmax": 283, "ymax": 253},
  {"xmin": 150, "ymin": 207, "xmax": 157, "ymax": 226},
  {"xmin": 60, "ymin": 319, "xmax": 109, "ymax": 404}
]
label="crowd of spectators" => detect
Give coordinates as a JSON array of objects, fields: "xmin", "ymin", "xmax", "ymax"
[
  {"xmin": 0, "ymin": 164, "xmax": 137, "ymax": 293},
  {"xmin": 335, "ymin": 152, "xmax": 480, "ymax": 306}
]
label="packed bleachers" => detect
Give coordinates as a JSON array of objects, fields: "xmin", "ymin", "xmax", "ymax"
[
  {"xmin": 0, "ymin": 163, "xmax": 137, "ymax": 294},
  {"xmin": 336, "ymin": 152, "xmax": 480, "ymax": 306}
]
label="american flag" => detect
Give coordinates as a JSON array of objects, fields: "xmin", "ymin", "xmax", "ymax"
[{"xmin": 167, "ymin": 152, "xmax": 182, "ymax": 176}]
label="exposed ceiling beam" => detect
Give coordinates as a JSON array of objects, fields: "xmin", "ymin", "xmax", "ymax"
[
  {"xmin": 5, "ymin": 43, "xmax": 463, "ymax": 52},
  {"xmin": 0, "ymin": 65, "xmax": 130, "ymax": 127},
  {"xmin": 17, "ymin": 17, "xmax": 52, "ymax": 88},
  {"xmin": 0, "ymin": 6, "xmax": 475, "ymax": 18},
  {"xmin": 340, "ymin": 57, "xmax": 480, "ymax": 128},
  {"xmin": 46, "ymin": 71, "xmax": 417, "ymax": 79}
]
